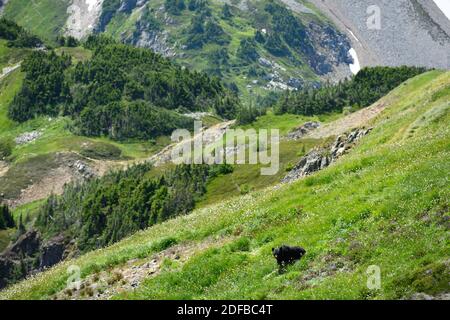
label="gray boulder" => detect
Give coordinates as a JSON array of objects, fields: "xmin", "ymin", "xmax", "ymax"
[{"xmin": 283, "ymin": 127, "xmax": 373, "ymax": 183}]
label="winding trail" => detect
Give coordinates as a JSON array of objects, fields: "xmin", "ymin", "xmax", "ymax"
[
  {"xmin": 306, "ymin": 101, "xmax": 386, "ymax": 139},
  {"xmin": 148, "ymin": 120, "xmax": 235, "ymax": 167},
  {"xmin": 0, "ymin": 63, "xmax": 21, "ymax": 82}
]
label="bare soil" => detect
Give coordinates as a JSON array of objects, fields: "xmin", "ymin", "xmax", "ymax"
[
  {"xmin": 54, "ymin": 236, "xmax": 234, "ymax": 300},
  {"xmin": 305, "ymin": 102, "xmax": 386, "ymax": 139}
]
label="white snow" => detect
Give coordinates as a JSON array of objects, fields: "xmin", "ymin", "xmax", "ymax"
[
  {"xmin": 86, "ymin": 0, "xmax": 101, "ymax": 12},
  {"xmin": 349, "ymin": 48, "xmax": 361, "ymax": 75},
  {"xmin": 433, "ymin": 0, "xmax": 450, "ymax": 20},
  {"xmin": 347, "ymin": 29, "xmax": 361, "ymax": 43}
]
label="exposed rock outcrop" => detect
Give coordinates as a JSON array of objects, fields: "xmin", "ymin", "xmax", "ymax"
[
  {"xmin": 68, "ymin": 160, "xmax": 95, "ymax": 180},
  {"xmin": 120, "ymin": 2, "xmax": 176, "ymax": 57},
  {"xmin": 39, "ymin": 234, "xmax": 66, "ymax": 269},
  {"xmin": 129, "ymin": 29, "xmax": 176, "ymax": 58},
  {"xmin": 0, "ymin": 230, "xmax": 73, "ymax": 289},
  {"xmin": 307, "ymin": 22, "xmax": 353, "ymax": 77},
  {"xmin": 0, "ymin": 0, "xmax": 7, "ymax": 14},
  {"xmin": 8, "ymin": 230, "xmax": 40, "ymax": 257},
  {"xmin": 409, "ymin": 292, "xmax": 450, "ymax": 300},
  {"xmin": 283, "ymin": 127, "xmax": 372, "ymax": 183},
  {"xmin": 306, "ymin": 0, "xmax": 450, "ymax": 70},
  {"xmin": 66, "ymin": 0, "xmax": 105, "ymax": 39},
  {"xmin": 0, "ymin": 230, "xmax": 40, "ymax": 289},
  {"xmin": 14, "ymin": 130, "xmax": 43, "ymax": 145},
  {"xmin": 286, "ymin": 121, "xmax": 321, "ymax": 140}
]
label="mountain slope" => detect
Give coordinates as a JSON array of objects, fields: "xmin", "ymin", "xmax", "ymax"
[
  {"xmin": 0, "ymin": 20, "xmax": 237, "ymax": 210},
  {"xmin": 99, "ymin": 0, "xmax": 353, "ymax": 91},
  {"xmin": 306, "ymin": 0, "xmax": 450, "ymax": 70},
  {"xmin": 1, "ymin": 70, "xmax": 448, "ymax": 300},
  {"xmin": 3, "ymin": 0, "xmax": 450, "ymax": 94},
  {"xmin": 2, "ymin": 0, "xmax": 355, "ymax": 97}
]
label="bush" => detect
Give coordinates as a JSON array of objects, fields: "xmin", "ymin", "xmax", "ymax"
[
  {"xmin": 237, "ymin": 38, "xmax": 259, "ymax": 62},
  {"xmin": 236, "ymin": 104, "xmax": 265, "ymax": 125},
  {"xmin": 209, "ymin": 164, "xmax": 234, "ymax": 177},
  {"xmin": 0, "ymin": 205, "xmax": 15, "ymax": 230},
  {"xmin": 227, "ymin": 237, "xmax": 251, "ymax": 252},
  {"xmin": 275, "ymin": 66, "xmax": 427, "ymax": 116},
  {"xmin": 0, "ymin": 137, "xmax": 14, "ymax": 159},
  {"xmin": 152, "ymin": 237, "xmax": 178, "ymax": 252},
  {"xmin": 0, "ymin": 18, "xmax": 42, "ymax": 48},
  {"xmin": 80, "ymin": 142, "xmax": 122, "ymax": 160}
]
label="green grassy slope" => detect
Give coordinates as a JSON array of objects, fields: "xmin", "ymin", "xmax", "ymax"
[
  {"xmin": 0, "ymin": 46, "xmax": 171, "ymax": 203},
  {"xmin": 1, "ymin": 70, "xmax": 448, "ymax": 300},
  {"xmin": 2, "ymin": 0, "xmax": 69, "ymax": 43},
  {"xmin": 198, "ymin": 112, "xmax": 341, "ymax": 208},
  {"xmin": 0, "ymin": 39, "xmax": 30, "ymax": 70}
]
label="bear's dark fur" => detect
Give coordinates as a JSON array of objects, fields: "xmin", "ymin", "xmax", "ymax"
[{"xmin": 272, "ymin": 245, "xmax": 306, "ymax": 267}]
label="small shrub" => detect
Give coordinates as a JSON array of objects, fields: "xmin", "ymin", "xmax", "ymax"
[
  {"xmin": 85, "ymin": 286, "xmax": 94, "ymax": 297},
  {"xmin": 107, "ymin": 271, "xmax": 123, "ymax": 285},
  {"xmin": 209, "ymin": 164, "xmax": 234, "ymax": 177},
  {"xmin": 227, "ymin": 237, "xmax": 251, "ymax": 252},
  {"xmin": 343, "ymin": 106, "xmax": 352, "ymax": 116},
  {"xmin": 239, "ymin": 184, "xmax": 252, "ymax": 195},
  {"xmin": 285, "ymin": 162, "xmax": 295, "ymax": 172},
  {"xmin": 391, "ymin": 261, "xmax": 450, "ymax": 297},
  {"xmin": 151, "ymin": 237, "xmax": 178, "ymax": 252},
  {"xmin": 0, "ymin": 137, "xmax": 14, "ymax": 159},
  {"xmin": 161, "ymin": 257, "xmax": 174, "ymax": 270},
  {"xmin": 80, "ymin": 142, "xmax": 122, "ymax": 160}
]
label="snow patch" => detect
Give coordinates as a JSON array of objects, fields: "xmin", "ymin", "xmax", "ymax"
[
  {"xmin": 86, "ymin": 0, "xmax": 100, "ymax": 12},
  {"xmin": 347, "ymin": 29, "xmax": 361, "ymax": 43},
  {"xmin": 349, "ymin": 48, "xmax": 361, "ymax": 75},
  {"xmin": 433, "ymin": 0, "xmax": 450, "ymax": 20}
]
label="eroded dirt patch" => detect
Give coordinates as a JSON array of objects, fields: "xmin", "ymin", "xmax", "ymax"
[
  {"xmin": 54, "ymin": 237, "xmax": 234, "ymax": 300},
  {"xmin": 0, "ymin": 161, "xmax": 8, "ymax": 178},
  {"xmin": 306, "ymin": 102, "xmax": 385, "ymax": 139},
  {"xmin": 148, "ymin": 120, "xmax": 235, "ymax": 167},
  {"xmin": 0, "ymin": 152, "xmax": 98, "ymax": 207}
]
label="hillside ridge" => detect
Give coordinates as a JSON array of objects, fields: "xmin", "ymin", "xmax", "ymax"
[{"xmin": 1, "ymin": 70, "xmax": 448, "ymax": 300}]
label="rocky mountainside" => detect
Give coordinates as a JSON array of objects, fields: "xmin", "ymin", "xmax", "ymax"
[
  {"xmin": 306, "ymin": 0, "xmax": 450, "ymax": 70},
  {"xmin": 282, "ymin": 127, "xmax": 372, "ymax": 183},
  {"xmin": 3, "ymin": 1, "xmax": 450, "ymax": 79},
  {"xmin": 0, "ymin": 0, "xmax": 7, "ymax": 13},
  {"xmin": 84, "ymin": 0, "xmax": 356, "ymax": 94},
  {"xmin": 1, "ymin": 0, "xmax": 356, "ymax": 97}
]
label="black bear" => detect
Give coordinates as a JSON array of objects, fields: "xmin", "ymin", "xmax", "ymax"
[{"xmin": 272, "ymin": 245, "xmax": 306, "ymax": 268}]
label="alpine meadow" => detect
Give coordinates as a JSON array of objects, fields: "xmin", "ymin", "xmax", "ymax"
[{"xmin": 0, "ymin": 0, "xmax": 448, "ymax": 306}]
